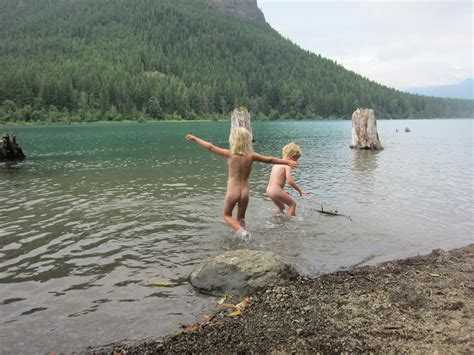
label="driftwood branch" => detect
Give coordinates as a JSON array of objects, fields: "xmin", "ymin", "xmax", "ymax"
[{"xmin": 316, "ymin": 204, "xmax": 352, "ymax": 221}]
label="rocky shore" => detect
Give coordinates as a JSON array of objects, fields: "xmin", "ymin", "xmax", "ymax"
[{"xmin": 91, "ymin": 244, "xmax": 473, "ymax": 353}]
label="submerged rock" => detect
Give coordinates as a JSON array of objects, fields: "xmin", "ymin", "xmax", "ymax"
[
  {"xmin": 189, "ymin": 250, "xmax": 298, "ymax": 296},
  {"xmin": 350, "ymin": 108, "xmax": 383, "ymax": 150}
]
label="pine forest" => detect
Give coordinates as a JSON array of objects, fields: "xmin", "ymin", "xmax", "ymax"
[{"xmin": 0, "ymin": 0, "xmax": 472, "ymax": 123}]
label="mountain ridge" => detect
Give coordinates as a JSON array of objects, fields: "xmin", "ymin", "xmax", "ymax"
[
  {"xmin": 405, "ymin": 79, "xmax": 473, "ymax": 100},
  {"xmin": 0, "ymin": 0, "xmax": 472, "ymax": 123}
]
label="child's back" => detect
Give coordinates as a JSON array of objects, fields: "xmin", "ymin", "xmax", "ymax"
[
  {"xmin": 227, "ymin": 154, "xmax": 253, "ymax": 185},
  {"xmin": 267, "ymin": 164, "xmax": 288, "ymax": 189}
]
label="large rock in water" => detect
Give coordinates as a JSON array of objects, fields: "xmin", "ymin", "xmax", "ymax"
[
  {"xmin": 189, "ymin": 250, "xmax": 298, "ymax": 296},
  {"xmin": 350, "ymin": 108, "xmax": 383, "ymax": 150}
]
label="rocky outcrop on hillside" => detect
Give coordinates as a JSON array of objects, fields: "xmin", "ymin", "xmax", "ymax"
[{"xmin": 209, "ymin": 0, "xmax": 266, "ymax": 23}]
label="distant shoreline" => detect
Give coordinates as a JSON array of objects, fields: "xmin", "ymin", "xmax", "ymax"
[{"xmin": 1, "ymin": 116, "xmax": 473, "ymax": 127}]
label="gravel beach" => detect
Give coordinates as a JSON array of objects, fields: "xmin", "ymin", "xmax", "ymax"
[{"xmin": 91, "ymin": 244, "xmax": 473, "ymax": 353}]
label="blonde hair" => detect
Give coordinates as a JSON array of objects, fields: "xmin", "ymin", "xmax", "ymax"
[
  {"xmin": 229, "ymin": 127, "xmax": 253, "ymax": 155},
  {"xmin": 282, "ymin": 143, "xmax": 302, "ymax": 159}
]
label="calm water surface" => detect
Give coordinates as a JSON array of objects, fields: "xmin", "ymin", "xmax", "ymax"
[{"xmin": 1, "ymin": 119, "xmax": 473, "ymax": 353}]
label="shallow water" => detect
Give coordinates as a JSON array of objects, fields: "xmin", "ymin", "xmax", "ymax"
[{"xmin": 0, "ymin": 119, "xmax": 473, "ymax": 353}]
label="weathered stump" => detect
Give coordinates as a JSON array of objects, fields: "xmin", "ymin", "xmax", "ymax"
[
  {"xmin": 231, "ymin": 107, "xmax": 254, "ymax": 141},
  {"xmin": 350, "ymin": 108, "xmax": 383, "ymax": 150},
  {"xmin": 0, "ymin": 133, "xmax": 26, "ymax": 161}
]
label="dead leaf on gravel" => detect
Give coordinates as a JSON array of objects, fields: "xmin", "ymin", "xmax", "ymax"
[
  {"xmin": 227, "ymin": 297, "xmax": 250, "ymax": 316},
  {"xmin": 229, "ymin": 309, "xmax": 241, "ymax": 317},
  {"xmin": 184, "ymin": 323, "xmax": 202, "ymax": 333},
  {"xmin": 217, "ymin": 294, "xmax": 230, "ymax": 305},
  {"xmin": 235, "ymin": 297, "xmax": 250, "ymax": 310},
  {"xmin": 150, "ymin": 281, "xmax": 174, "ymax": 287}
]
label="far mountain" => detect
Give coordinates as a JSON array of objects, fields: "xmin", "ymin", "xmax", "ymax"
[{"xmin": 405, "ymin": 79, "xmax": 473, "ymax": 100}]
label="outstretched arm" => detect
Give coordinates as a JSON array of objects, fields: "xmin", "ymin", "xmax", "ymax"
[
  {"xmin": 285, "ymin": 166, "xmax": 310, "ymax": 196},
  {"xmin": 186, "ymin": 134, "xmax": 230, "ymax": 158},
  {"xmin": 251, "ymin": 152, "xmax": 297, "ymax": 168}
]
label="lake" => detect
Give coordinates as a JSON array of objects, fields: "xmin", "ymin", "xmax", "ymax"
[{"xmin": 0, "ymin": 119, "xmax": 473, "ymax": 353}]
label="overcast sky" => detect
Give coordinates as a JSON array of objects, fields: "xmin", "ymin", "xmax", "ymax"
[{"xmin": 257, "ymin": 0, "xmax": 473, "ymax": 90}]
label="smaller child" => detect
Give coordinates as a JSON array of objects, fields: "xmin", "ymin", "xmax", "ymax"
[{"xmin": 266, "ymin": 143, "xmax": 310, "ymax": 217}]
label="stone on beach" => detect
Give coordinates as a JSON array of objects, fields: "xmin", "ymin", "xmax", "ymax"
[
  {"xmin": 350, "ymin": 108, "xmax": 383, "ymax": 150},
  {"xmin": 189, "ymin": 250, "xmax": 298, "ymax": 296}
]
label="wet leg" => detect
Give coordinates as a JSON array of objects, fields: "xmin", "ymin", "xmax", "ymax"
[
  {"xmin": 272, "ymin": 199, "xmax": 285, "ymax": 214},
  {"xmin": 287, "ymin": 201, "xmax": 297, "ymax": 217},
  {"xmin": 271, "ymin": 190, "xmax": 296, "ymax": 217},
  {"xmin": 236, "ymin": 192, "xmax": 249, "ymax": 228},
  {"xmin": 223, "ymin": 194, "xmax": 241, "ymax": 232},
  {"xmin": 267, "ymin": 188, "xmax": 288, "ymax": 215}
]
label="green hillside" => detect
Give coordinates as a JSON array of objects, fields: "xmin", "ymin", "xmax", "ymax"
[{"xmin": 0, "ymin": 0, "xmax": 472, "ymax": 123}]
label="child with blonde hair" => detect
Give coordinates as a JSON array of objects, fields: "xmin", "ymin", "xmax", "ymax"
[
  {"xmin": 266, "ymin": 142, "xmax": 309, "ymax": 217},
  {"xmin": 186, "ymin": 128, "xmax": 296, "ymax": 238}
]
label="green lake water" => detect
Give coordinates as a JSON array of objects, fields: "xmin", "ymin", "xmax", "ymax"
[{"xmin": 0, "ymin": 119, "xmax": 473, "ymax": 352}]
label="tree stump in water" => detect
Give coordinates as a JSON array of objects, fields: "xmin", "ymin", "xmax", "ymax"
[
  {"xmin": 231, "ymin": 107, "xmax": 254, "ymax": 141},
  {"xmin": 0, "ymin": 133, "xmax": 26, "ymax": 161},
  {"xmin": 350, "ymin": 108, "xmax": 383, "ymax": 150}
]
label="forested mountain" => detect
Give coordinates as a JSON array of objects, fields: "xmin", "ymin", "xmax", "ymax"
[{"xmin": 0, "ymin": 0, "xmax": 472, "ymax": 123}]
